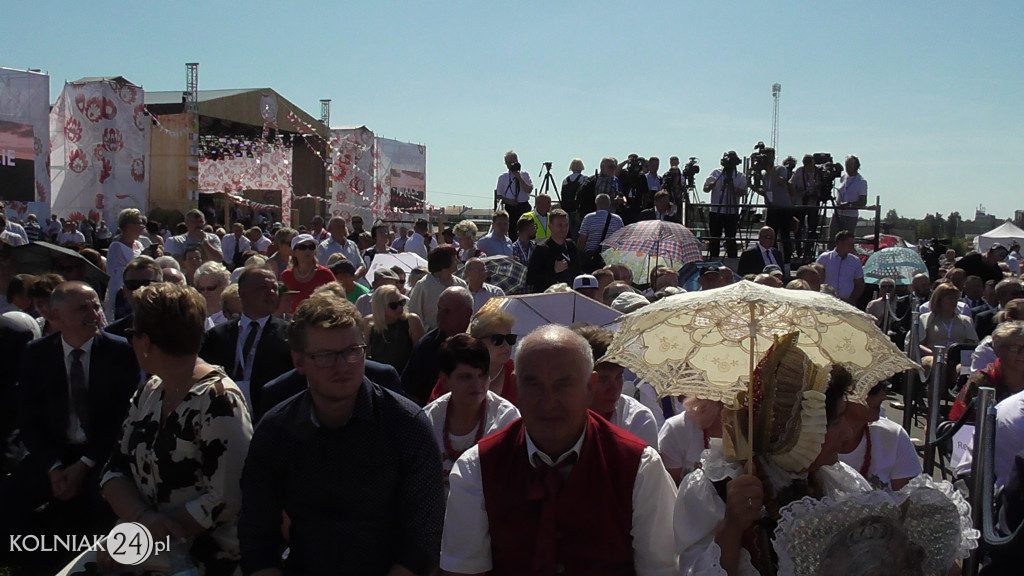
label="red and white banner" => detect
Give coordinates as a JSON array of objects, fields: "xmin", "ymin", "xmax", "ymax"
[
  {"xmin": 0, "ymin": 68, "xmax": 50, "ymax": 216},
  {"xmin": 50, "ymin": 78, "xmax": 149, "ymax": 227}
]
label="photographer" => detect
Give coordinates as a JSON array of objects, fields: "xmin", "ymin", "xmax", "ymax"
[
  {"xmin": 702, "ymin": 151, "xmax": 748, "ymax": 259},
  {"xmin": 754, "ymin": 147, "xmax": 794, "ymax": 268},
  {"xmin": 494, "ymin": 150, "xmax": 534, "ymax": 233},
  {"xmin": 828, "ymin": 155, "xmax": 867, "ymax": 245},
  {"xmin": 789, "ymin": 154, "xmax": 823, "ymax": 258},
  {"xmin": 616, "ymin": 154, "xmax": 648, "ymax": 225}
]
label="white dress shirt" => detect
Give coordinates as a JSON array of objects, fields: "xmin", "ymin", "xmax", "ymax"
[
  {"xmin": 816, "ymin": 249, "xmax": 864, "ymax": 299},
  {"xmin": 441, "ymin": 425, "xmax": 678, "ymax": 575},
  {"xmin": 609, "ymin": 395, "xmax": 660, "ymax": 450},
  {"xmin": 835, "ymin": 173, "xmax": 868, "ymax": 218},
  {"xmin": 495, "ymin": 171, "xmax": 534, "ymax": 204},
  {"xmin": 221, "ymin": 234, "xmax": 251, "ymax": 263},
  {"xmin": 235, "ymin": 315, "xmax": 270, "ymax": 408}
]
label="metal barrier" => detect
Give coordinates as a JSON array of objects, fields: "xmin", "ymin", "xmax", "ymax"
[
  {"xmin": 902, "ymin": 302, "xmax": 923, "ymax": 433},
  {"xmin": 923, "ymin": 345, "xmax": 946, "ymax": 475},
  {"xmin": 965, "ymin": 386, "xmax": 997, "ymax": 576}
]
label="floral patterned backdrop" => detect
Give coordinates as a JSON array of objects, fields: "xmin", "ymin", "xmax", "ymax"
[
  {"xmin": 329, "ymin": 127, "xmax": 427, "ymax": 225},
  {"xmin": 50, "ymin": 78, "xmax": 149, "ymax": 227},
  {"xmin": 198, "ymin": 143, "xmax": 293, "ymax": 224},
  {"xmin": 0, "ymin": 68, "xmax": 50, "ymax": 218}
]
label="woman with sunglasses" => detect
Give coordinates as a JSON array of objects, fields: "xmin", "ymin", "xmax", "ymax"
[
  {"xmin": 91, "ymin": 283, "xmax": 252, "ymax": 574},
  {"xmin": 428, "ymin": 308, "xmax": 518, "ymax": 405},
  {"xmin": 103, "ymin": 208, "xmax": 145, "ymax": 322},
  {"xmin": 281, "ymin": 234, "xmax": 335, "ymax": 312},
  {"xmin": 423, "ymin": 334, "xmax": 519, "ymax": 495},
  {"xmin": 362, "ymin": 285, "xmax": 424, "ymax": 373},
  {"xmin": 193, "ymin": 261, "xmax": 231, "ymax": 330}
]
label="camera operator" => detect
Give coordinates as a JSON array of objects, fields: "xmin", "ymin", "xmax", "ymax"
[
  {"xmin": 616, "ymin": 154, "xmax": 648, "ymax": 225},
  {"xmin": 702, "ymin": 151, "xmax": 748, "ymax": 259},
  {"xmin": 660, "ymin": 156, "xmax": 687, "ymax": 224},
  {"xmin": 828, "ymin": 155, "xmax": 867, "ymax": 245},
  {"xmin": 754, "ymin": 147, "xmax": 794, "ymax": 269},
  {"xmin": 789, "ymin": 154, "xmax": 823, "ymax": 258},
  {"xmin": 494, "ymin": 150, "xmax": 534, "ymax": 233}
]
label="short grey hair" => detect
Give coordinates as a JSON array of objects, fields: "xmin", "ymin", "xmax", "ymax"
[
  {"xmin": 155, "ymin": 255, "xmax": 181, "ymax": 271},
  {"xmin": 439, "ymin": 286, "xmax": 473, "ymax": 311},
  {"xmin": 504, "ymin": 150, "xmax": 518, "ymax": 162},
  {"xmin": 117, "ymin": 208, "xmax": 141, "ymax": 230},
  {"xmin": 992, "ymin": 321, "xmax": 1024, "ymax": 352},
  {"xmin": 515, "ymin": 325, "xmax": 594, "ymax": 381},
  {"xmin": 193, "ymin": 261, "xmax": 230, "ymax": 287},
  {"xmin": 595, "ymin": 194, "xmax": 612, "ymax": 210}
]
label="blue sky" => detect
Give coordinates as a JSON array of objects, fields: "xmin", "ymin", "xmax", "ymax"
[{"xmin": 5, "ymin": 1, "xmax": 1022, "ymax": 220}]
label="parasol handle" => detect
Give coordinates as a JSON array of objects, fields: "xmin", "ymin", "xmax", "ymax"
[{"xmin": 747, "ymin": 302, "xmax": 756, "ymax": 474}]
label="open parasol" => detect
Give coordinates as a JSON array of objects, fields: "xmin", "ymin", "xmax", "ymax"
[
  {"xmin": 862, "ymin": 246, "xmax": 927, "ymax": 286},
  {"xmin": 601, "ymin": 280, "xmax": 920, "ymax": 408},
  {"xmin": 479, "ymin": 291, "xmax": 621, "ymax": 336},
  {"xmin": 599, "ymin": 221, "xmax": 703, "ymax": 285},
  {"xmin": 455, "ymin": 255, "xmax": 527, "ymax": 295}
]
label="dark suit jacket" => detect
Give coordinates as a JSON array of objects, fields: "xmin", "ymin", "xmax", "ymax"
[
  {"xmin": 103, "ymin": 313, "xmax": 133, "ymax": 340},
  {"xmin": 975, "ymin": 308, "xmax": 1000, "ymax": 340},
  {"xmin": 253, "ymin": 361, "xmax": 403, "ymax": 423},
  {"xmin": 737, "ymin": 245, "xmax": 784, "ymax": 277},
  {"xmin": 199, "ymin": 316, "xmax": 293, "ymax": 413},
  {"xmin": 1, "ymin": 322, "xmax": 34, "ymax": 449},
  {"xmin": 17, "ymin": 331, "xmax": 140, "ymax": 470}
]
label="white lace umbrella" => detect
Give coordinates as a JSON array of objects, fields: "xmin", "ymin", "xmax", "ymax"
[{"xmin": 602, "ymin": 280, "xmax": 920, "ymax": 407}]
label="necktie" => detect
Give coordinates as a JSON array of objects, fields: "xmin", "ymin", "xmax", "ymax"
[
  {"xmin": 764, "ymin": 248, "xmax": 776, "ymax": 266},
  {"xmin": 527, "ymin": 454, "xmax": 578, "ymax": 571},
  {"xmin": 69, "ymin": 349, "xmax": 90, "ymax": 433},
  {"xmin": 235, "ymin": 322, "xmax": 259, "ymax": 381}
]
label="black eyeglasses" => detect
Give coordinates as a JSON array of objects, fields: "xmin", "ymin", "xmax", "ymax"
[
  {"xmin": 294, "ymin": 244, "xmax": 316, "ymax": 251},
  {"xmin": 305, "ymin": 345, "xmax": 366, "ymax": 368},
  {"xmin": 123, "ymin": 279, "xmax": 153, "ymax": 291},
  {"xmin": 387, "ymin": 300, "xmax": 406, "ymax": 310},
  {"xmin": 488, "ymin": 333, "xmax": 517, "ymax": 346}
]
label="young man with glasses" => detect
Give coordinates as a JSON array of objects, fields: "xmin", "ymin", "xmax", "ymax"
[
  {"xmin": 103, "ymin": 256, "xmax": 163, "ymax": 340},
  {"xmin": 240, "ymin": 293, "xmax": 444, "ymax": 576}
]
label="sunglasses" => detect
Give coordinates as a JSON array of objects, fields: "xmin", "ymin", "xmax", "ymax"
[
  {"xmin": 196, "ymin": 284, "xmax": 220, "ymax": 293},
  {"xmin": 488, "ymin": 333, "xmax": 518, "ymax": 346},
  {"xmin": 294, "ymin": 244, "xmax": 317, "ymax": 251},
  {"xmin": 123, "ymin": 279, "xmax": 153, "ymax": 291},
  {"xmin": 388, "ymin": 300, "xmax": 406, "ymax": 310}
]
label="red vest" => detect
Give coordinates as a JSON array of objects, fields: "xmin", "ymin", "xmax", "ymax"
[{"xmin": 478, "ymin": 412, "xmax": 645, "ymax": 576}]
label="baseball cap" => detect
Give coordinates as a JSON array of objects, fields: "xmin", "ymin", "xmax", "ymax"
[
  {"xmin": 330, "ymin": 260, "xmax": 357, "ymax": 276},
  {"xmin": 610, "ymin": 292, "xmax": 649, "ymax": 314},
  {"xmin": 762, "ymin": 264, "xmax": 784, "ymax": 277},
  {"xmin": 290, "ymin": 233, "xmax": 316, "ymax": 250},
  {"xmin": 573, "ymin": 274, "xmax": 598, "ymax": 290},
  {"xmin": 374, "ymin": 268, "xmax": 400, "ymax": 281}
]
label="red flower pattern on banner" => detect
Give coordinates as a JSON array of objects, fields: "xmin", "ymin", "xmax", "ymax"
[
  {"xmin": 68, "ymin": 211, "xmax": 87, "ymax": 222},
  {"xmin": 98, "ymin": 157, "xmax": 112, "ymax": 183},
  {"xmin": 95, "ymin": 194, "xmax": 106, "ymax": 211},
  {"xmin": 131, "ymin": 157, "xmax": 145, "ymax": 182},
  {"xmin": 103, "ymin": 128, "xmax": 124, "ymax": 152},
  {"xmin": 102, "ymin": 97, "xmax": 117, "ymax": 120},
  {"xmin": 69, "ymin": 148, "xmax": 88, "ymax": 173},
  {"xmin": 65, "ymin": 118, "xmax": 83, "ymax": 142},
  {"xmin": 133, "ymin": 104, "xmax": 146, "ymax": 132},
  {"xmin": 84, "ymin": 97, "xmax": 104, "ymax": 122},
  {"xmin": 88, "ymin": 210, "xmax": 100, "ymax": 224},
  {"xmin": 36, "ymin": 181, "xmax": 46, "ymax": 203},
  {"xmin": 74, "ymin": 93, "xmax": 87, "ymax": 114},
  {"xmin": 93, "ymin": 144, "xmax": 107, "ymax": 161},
  {"xmin": 114, "ymin": 83, "xmax": 137, "ymax": 105}
]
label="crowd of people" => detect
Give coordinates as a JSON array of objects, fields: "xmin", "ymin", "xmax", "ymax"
[{"xmin": 0, "ymin": 145, "xmax": 1020, "ymax": 575}]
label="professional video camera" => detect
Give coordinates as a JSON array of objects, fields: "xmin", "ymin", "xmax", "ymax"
[
  {"xmin": 682, "ymin": 157, "xmax": 700, "ymax": 188},
  {"xmin": 625, "ymin": 155, "xmax": 647, "ymax": 174},
  {"xmin": 812, "ymin": 152, "xmax": 844, "ymax": 200},
  {"xmin": 749, "ymin": 141, "xmax": 773, "ymax": 174},
  {"xmin": 720, "ymin": 151, "xmax": 741, "ymax": 171}
]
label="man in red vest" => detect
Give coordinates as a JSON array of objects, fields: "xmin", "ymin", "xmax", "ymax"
[{"xmin": 441, "ymin": 325, "xmax": 677, "ymax": 576}]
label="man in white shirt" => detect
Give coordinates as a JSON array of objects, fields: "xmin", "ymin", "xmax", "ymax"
[
  {"xmin": 246, "ymin": 226, "xmax": 271, "ymax": 254},
  {"xmin": 816, "ymin": 230, "xmax": 865, "ymax": 305},
  {"xmin": 221, "ymin": 222, "xmax": 251, "ymax": 269},
  {"xmin": 316, "ymin": 216, "xmax": 362, "ymax": 269},
  {"xmin": 0, "ymin": 213, "xmax": 27, "ymax": 246},
  {"xmin": 0, "ymin": 203, "xmax": 29, "ymax": 244},
  {"xmin": 464, "ymin": 257, "xmax": 505, "ymax": 312},
  {"xmin": 828, "ymin": 155, "xmax": 868, "ymax": 246},
  {"xmin": 441, "ymin": 325, "xmax": 677, "ymax": 576},
  {"xmin": 406, "ymin": 218, "xmax": 437, "ymax": 260},
  {"xmin": 494, "ymin": 150, "xmax": 534, "ymax": 234},
  {"xmin": 702, "ymin": 151, "xmax": 749, "ymax": 259}
]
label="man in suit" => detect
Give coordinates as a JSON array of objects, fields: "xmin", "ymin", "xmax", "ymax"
[
  {"xmin": 638, "ymin": 190, "xmax": 678, "ymax": 222},
  {"xmin": 2, "ymin": 281, "xmax": 139, "ymax": 545},
  {"xmin": 200, "ymin": 267, "xmax": 293, "ymax": 414},
  {"xmin": 254, "ymin": 360, "xmax": 402, "ymax": 423},
  {"xmin": 738, "ymin": 226, "xmax": 785, "ymax": 277},
  {"xmin": 104, "ymin": 256, "xmax": 164, "ymax": 339},
  {"xmin": 0, "ymin": 315, "xmax": 35, "ymax": 468},
  {"xmin": 976, "ymin": 279, "xmax": 1024, "ymax": 339}
]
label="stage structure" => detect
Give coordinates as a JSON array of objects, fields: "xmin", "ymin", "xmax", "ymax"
[
  {"xmin": 0, "ymin": 67, "xmax": 50, "ymax": 220},
  {"xmin": 50, "ymin": 76, "xmax": 150, "ymax": 227},
  {"xmin": 329, "ymin": 126, "xmax": 427, "ymax": 225},
  {"xmin": 145, "ymin": 87, "xmax": 328, "ymax": 226}
]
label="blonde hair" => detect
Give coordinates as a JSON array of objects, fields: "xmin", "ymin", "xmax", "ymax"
[
  {"xmin": 569, "ymin": 158, "xmax": 584, "ymax": 172},
  {"xmin": 929, "ymin": 283, "xmax": 960, "ymax": 316},
  {"xmin": 371, "ymin": 285, "xmax": 407, "ymax": 336},
  {"xmin": 468, "ymin": 307, "xmax": 515, "ymax": 338},
  {"xmin": 454, "ymin": 219, "xmax": 478, "ymax": 242}
]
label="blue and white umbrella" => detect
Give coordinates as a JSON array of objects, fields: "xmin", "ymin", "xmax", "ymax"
[{"xmin": 862, "ymin": 247, "xmax": 927, "ymax": 285}]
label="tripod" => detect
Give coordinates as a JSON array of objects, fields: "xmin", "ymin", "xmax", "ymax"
[{"xmin": 536, "ymin": 162, "xmax": 561, "ymax": 203}]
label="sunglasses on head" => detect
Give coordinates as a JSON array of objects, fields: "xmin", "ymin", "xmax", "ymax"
[
  {"xmin": 123, "ymin": 279, "xmax": 153, "ymax": 291},
  {"xmin": 294, "ymin": 244, "xmax": 316, "ymax": 251},
  {"xmin": 488, "ymin": 333, "xmax": 517, "ymax": 346},
  {"xmin": 387, "ymin": 300, "xmax": 406, "ymax": 310}
]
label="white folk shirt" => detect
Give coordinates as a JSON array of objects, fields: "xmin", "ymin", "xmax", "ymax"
[
  {"xmin": 495, "ymin": 171, "xmax": 534, "ymax": 204},
  {"xmin": 441, "ymin": 424, "xmax": 678, "ymax": 576},
  {"xmin": 838, "ymin": 416, "xmax": 923, "ymax": 489},
  {"xmin": 609, "ymin": 395, "xmax": 660, "ymax": 450},
  {"xmin": 657, "ymin": 410, "xmax": 707, "ymax": 478}
]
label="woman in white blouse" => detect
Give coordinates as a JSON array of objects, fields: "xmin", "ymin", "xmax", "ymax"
[{"xmin": 103, "ymin": 209, "xmax": 145, "ymax": 322}]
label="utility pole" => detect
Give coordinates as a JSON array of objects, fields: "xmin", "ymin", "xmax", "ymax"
[
  {"xmin": 185, "ymin": 63, "xmax": 199, "ymax": 205},
  {"xmin": 770, "ymin": 83, "xmax": 781, "ymax": 153}
]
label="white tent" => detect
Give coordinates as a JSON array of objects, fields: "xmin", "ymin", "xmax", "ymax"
[{"xmin": 977, "ymin": 221, "xmax": 1024, "ymax": 252}]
